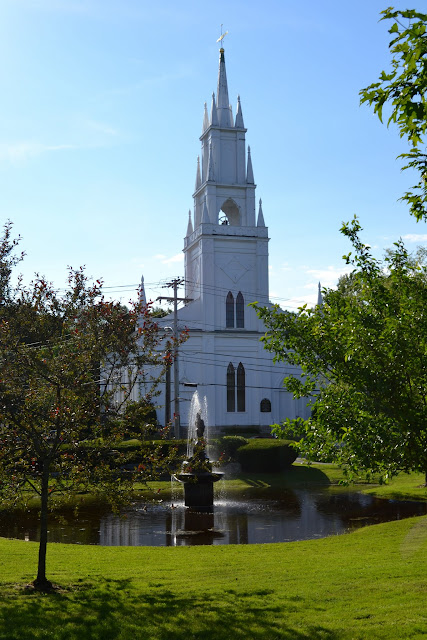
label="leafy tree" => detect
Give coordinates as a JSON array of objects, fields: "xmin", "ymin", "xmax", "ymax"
[
  {"xmin": 150, "ymin": 306, "xmax": 173, "ymax": 318},
  {"xmin": 0, "ymin": 225, "xmax": 183, "ymax": 590},
  {"xmin": 254, "ymin": 218, "xmax": 427, "ymax": 484},
  {"xmin": 360, "ymin": 7, "xmax": 427, "ymax": 222}
]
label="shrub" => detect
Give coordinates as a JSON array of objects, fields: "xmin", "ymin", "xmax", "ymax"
[
  {"xmin": 219, "ymin": 436, "xmax": 249, "ymax": 461},
  {"xmin": 237, "ymin": 439, "xmax": 298, "ymax": 473},
  {"xmin": 220, "ymin": 426, "xmax": 260, "ymax": 436}
]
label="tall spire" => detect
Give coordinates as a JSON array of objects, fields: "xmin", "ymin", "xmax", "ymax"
[
  {"xmin": 246, "ymin": 145, "xmax": 254, "ymax": 184},
  {"xmin": 216, "ymin": 48, "xmax": 232, "ymax": 127},
  {"xmin": 202, "ymin": 102, "xmax": 209, "ymax": 132},
  {"xmin": 235, "ymin": 95, "xmax": 244, "ymax": 128},
  {"xmin": 257, "ymin": 198, "xmax": 265, "ymax": 227},
  {"xmin": 195, "ymin": 156, "xmax": 201, "ymax": 191}
]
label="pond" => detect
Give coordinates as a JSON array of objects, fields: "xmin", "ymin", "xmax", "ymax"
[{"xmin": 1, "ymin": 486, "xmax": 426, "ymax": 546}]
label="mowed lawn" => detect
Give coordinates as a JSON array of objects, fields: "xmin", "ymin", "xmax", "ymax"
[{"xmin": 0, "ymin": 513, "xmax": 426, "ymax": 640}]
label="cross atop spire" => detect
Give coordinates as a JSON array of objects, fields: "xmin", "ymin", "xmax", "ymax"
[{"xmin": 216, "ymin": 24, "xmax": 229, "ymax": 47}]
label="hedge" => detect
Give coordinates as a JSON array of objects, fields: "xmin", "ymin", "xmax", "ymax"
[{"xmin": 237, "ymin": 439, "xmax": 298, "ymax": 473}]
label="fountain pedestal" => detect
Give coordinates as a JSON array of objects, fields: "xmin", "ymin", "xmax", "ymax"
[{"xmin": 174, "ymin": 471, "xmax": 223, "ymax": 508}]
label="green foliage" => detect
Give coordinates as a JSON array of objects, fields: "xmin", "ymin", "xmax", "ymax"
[
  {"xmin": 237, "ymin": 439, "xmax": 298, "ymax": 473},
  {"xmin": 0, "ymin": 224, "xmax": 186, "ymax": 588},
  {"xmin": 149, "ymin": 306, "xmax": 172, "ymax": 318},
  {"xmin": 220, "ymin": 426, "xmax": 261, "ymax": 436},
  {"xmin": 360, "ymin": 8, "xmax": 427, "ymax": 221},
  {"xmin": 218, "ymin": 435, "xmax": 249, "ymax": 461},
  {"xmin": 254, "ymin": 218, "xmax": 427, "ymax": 482}
]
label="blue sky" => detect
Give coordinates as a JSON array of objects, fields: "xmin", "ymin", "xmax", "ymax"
[{"xmin": 1, "ymin": 0, "xmax": 426, "ymax": 310}]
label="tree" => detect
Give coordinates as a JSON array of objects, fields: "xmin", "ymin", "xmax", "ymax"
[
  {"xmin": 0, "ymin": 225, "xmax": 182, "ymax": 590},
  {"xmin": 360, "ymin": 7, "xmax": 427, "ymax": 222},
  {"xmin": 254, "ymin": 218, "xmax": 427, "ymax": 483}
]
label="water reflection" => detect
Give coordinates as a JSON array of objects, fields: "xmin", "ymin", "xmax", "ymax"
[{"xmin": 1, "ymin": 488, "xmax": 426, "ymax": 547}]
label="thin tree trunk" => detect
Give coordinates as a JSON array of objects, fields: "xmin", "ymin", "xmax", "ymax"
[{"xmin": 33, "ymin": 461, "xmax": 52, "ymax": 590}]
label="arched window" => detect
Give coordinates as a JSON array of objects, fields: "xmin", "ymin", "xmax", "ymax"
[
  {"xmin": 237, "ymin": 362, "xmax": 245, "ymax": 412},
  {"xmin": 236, "ymin": 292, "xmax": 244, "ymax": 328},
  {"xmin": 226, "ymin": 291, "xmax": 234, "ymax": 328},
  {"xmin": 260, "ymin": 398, "xmax": 271, "ymax": 413},
  {"xmin": 227, "ymin": 363, "xmax": 235, "ymax": 412}
]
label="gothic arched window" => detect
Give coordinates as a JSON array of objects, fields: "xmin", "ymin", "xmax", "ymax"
[
  {"xmin": 226, "ymin": 291, "xmax": 234, "ymax": 328},
  {"xmin": 237, "ymin": 362, "xmax": 245, "ymax": 412},
  {"xmin": 227, "ymin": 363, "xmax": 235, "ymax": 412},
  {"xmin": 236, "ymin": 292, "xmax": 244, "ymax": 328},
  {"xmin": 260, "ymin": 398, "xmax": 271, "ymax": 413}
]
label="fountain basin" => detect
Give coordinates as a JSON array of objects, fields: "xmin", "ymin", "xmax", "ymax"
[{"xmin": 173, "ymin": 471, "xmax": 224, "ymax": 508}]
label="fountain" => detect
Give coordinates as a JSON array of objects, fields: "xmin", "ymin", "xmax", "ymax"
[{"xmin": 173, "ymin": 393, "xmax": 223, "ymax": 509}]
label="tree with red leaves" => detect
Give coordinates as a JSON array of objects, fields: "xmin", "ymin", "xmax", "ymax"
[{"xmin": 0, "ymin": 223, "xmax": 182, "ymax": 590}]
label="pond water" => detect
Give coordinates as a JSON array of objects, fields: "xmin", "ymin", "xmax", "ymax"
[{"xmin": 1, "ymin": 487, "xmax": 426, "ymax": 547}]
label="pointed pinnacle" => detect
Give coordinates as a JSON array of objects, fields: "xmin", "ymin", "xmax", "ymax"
[
  {"xmin": 186, "ymin": 209, "xmax": 194, "ymax": 237},
  {"xmin": 247, "ymin": 145, "xmax": 254, "ymax": 184},
  {"xmin": 210, "ymin": 92, "xmax": 218, "ymax": 126},
  {"xmin": 257, "ymin": 198, "xmax": 265, "ymax": 227},
  {"xmin": 235, "ymin": 95, "xmax": 244, "ymax": 128}
]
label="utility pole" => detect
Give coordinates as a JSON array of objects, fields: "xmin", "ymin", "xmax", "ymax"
[
  {"xmin": 164, "ymin": 340, "xmax": 171, "ymax": 427},
  {"xmin": 157, "ymin": 278, "xmax": 192, "ymax": 439}
]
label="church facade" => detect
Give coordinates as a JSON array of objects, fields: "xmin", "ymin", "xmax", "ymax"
[{"xmin": 148, "ymin": 47, "xmax": 310, "ymax": 435}]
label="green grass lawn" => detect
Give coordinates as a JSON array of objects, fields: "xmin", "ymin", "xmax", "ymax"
[
  {"xmin": 0, "ymin": 515, "xmax": 426, "ymax": 639},
  {"xmin": 1, "ymin": 463, "xmax": 425, "ymax": 639}
]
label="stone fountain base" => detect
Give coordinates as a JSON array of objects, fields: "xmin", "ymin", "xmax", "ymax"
[{"xmin": 173, "ymin": 471, "xmax": 224, "ymax": 508}]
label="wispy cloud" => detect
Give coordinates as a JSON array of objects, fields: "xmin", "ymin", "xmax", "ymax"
[
  {"xmin": 402, "ymin": 233, "xmax": 427, "ymax": 243},
  {"xmin": 83, "ymin": 119, "xmax": 118, "ymax": 137},
  {"xmin": 154, "ymin": 253, "xmax": 184, "ymax": 265},
  {"xmin": 0, "ymin": 141, "xmax": 77, "ymax": 164},
  {"xmin": 305, "ymin": 265, "xmax": 352, "ymax": 288}
]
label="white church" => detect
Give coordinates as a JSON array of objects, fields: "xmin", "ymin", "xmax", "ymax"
[{"xmin": 141, "ymin": 46, "xmax": 311, "ymax": 436}]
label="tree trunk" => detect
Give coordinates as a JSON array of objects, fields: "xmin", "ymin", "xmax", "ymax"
[{"xmin": 33, "ymin": 462, "xmax": 53, "ymax": 591}]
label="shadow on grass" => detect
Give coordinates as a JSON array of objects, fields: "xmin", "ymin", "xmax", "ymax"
[
  {"xmin": 283, "ymin": 465, "xmax": 332, "ymax": 486},
  {"xmin": 0, "ymin": 578, "xmax": 339, "ymax": 640},
  {"xmin": 240, "ymin": 466, "xmax": 331, "ymax": 489}
]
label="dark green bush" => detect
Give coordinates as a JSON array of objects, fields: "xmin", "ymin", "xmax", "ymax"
[
  {"xmin": 237, "ymin": 439, "xmax": 298, "ymax": 473},
  {"xmin": 220, "ymin": 426, "xmax": 260, "ymax": 436},
  {"xmin": 219, "ymin": 435, "xmax": 249, "ymax": 461}
]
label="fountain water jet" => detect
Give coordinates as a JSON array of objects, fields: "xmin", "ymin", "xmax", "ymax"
[{"xmin": 173, "ymin": 392, "xmax": 223, "ymax": 509}]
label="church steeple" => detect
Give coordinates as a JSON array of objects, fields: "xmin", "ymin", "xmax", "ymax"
[
  {"xmin": 190, "ymin": 47, "xmax": 262, "ymax": 230},
  {"xmin": 184, "ymin": 44, "xmax": 269, "ymax": 318}
]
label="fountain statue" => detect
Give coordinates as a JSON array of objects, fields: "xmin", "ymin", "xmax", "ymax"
[{"xmin": 173, "ymin": 398, "xmax": 223, "ymax": 509}]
